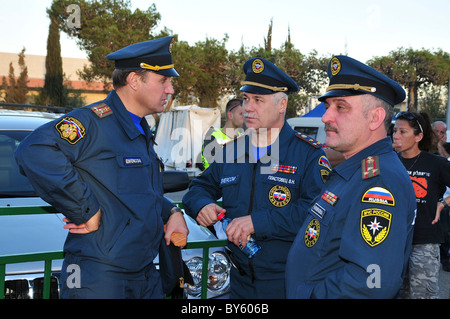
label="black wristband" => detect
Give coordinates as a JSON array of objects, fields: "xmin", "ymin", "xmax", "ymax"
[{"xmin": 170, "ymin": 206, "xmax": 183, "ymax": 216}]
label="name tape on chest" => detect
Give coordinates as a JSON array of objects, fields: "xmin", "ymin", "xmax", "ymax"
[{"xmin": 123, "ymin": 157, "xmax": 144, "ymax": 166}]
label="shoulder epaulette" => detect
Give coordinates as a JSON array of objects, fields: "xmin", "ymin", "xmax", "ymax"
[
  {"xmin": 361, "ymin": 156, "xmax": 380, "ymax": 180},
  {"xmin": 295, "ymin": 132, "xmax": 323, "ymax": 149},
  {"xmin": 91, "ymin": 103, "xmax": 113, "ymax": 118}
]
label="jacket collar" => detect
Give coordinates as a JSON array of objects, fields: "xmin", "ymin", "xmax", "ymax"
[
  {"xmin": 333, "ymin": 137, "xmax": 393, "ymax": 181},
  {"xmin": 105, "ymin": 90, "xmax": 154, "ymax": 143}
]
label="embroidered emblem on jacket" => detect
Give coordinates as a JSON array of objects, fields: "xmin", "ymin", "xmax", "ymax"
[
  {"xmin": 360, "ymin": 208, "xmax": 391, "ymax": 247},
  {"xmin": 55, "ymin": 117, "xmax": 85, "ymax": 144},
  {"xmin": 304, "ymin": 218, "xmax": 320, "ymax": 247},
  {"xmin": 268, "ymin": 185, "xmax": 291, "ymax": 207},
  {"xmin": 362, "ymin": 187, "xmax": 395, "ymax": 206}
]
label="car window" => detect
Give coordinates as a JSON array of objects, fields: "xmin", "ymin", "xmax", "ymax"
[
  {"xmin": 0, "ymin": 131, "xmax": 36, "ymax": 197},
  {"xmin": 293, "ymin": 126, "xmax": 318, "ymax": 140}
]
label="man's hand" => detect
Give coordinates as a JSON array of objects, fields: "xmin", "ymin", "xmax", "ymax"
[
  {"xmin": 63, "ymin": 209, "xmax": 101, "ymax": 234},
  {"xmin": 225, "ymin": 215, "xmax": 255, "ymax": 248},
  {"xmin": 164, "ymin": 210, "xmax": 189, "ymax": 247},
  {"xmin": 196, "ymin": 203, "xmax": 226, "ymax": 227}
]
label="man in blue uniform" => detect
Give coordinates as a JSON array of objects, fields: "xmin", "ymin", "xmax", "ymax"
[
  {"xmin": 15, "ymin": 36, "xmax": 188, "ymax": 299},
  {"xmin": 285, "ymin": 55, "xmax": 417, "ymax": 298},
  {"xmin": 183, "ymin": 57, "xmax": 331, "ymax": 298}
]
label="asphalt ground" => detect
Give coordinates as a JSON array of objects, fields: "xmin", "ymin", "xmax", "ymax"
[
  {"xmin": 439, "ymin": 266, "xmax": 450, "ymax": 299},
  {"xmin": 166, "ymin": 190, "xmax": 450, "ymax": 299}
]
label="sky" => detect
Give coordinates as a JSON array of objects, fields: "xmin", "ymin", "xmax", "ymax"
[{"xmin": 1, "ymin": 0, "xmax": 449, "ymax": 64}]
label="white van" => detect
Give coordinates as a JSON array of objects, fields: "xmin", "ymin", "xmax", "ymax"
[{"xmin": 287, "ymin": 116, "xmax": 326, "ymax": 144}]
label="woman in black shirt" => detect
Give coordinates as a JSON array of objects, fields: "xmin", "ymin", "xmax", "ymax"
[{"xmin": 393, "ymin": 111, "xmax": 450, "ymax": 298}]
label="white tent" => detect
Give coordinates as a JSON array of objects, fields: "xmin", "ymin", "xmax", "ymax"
[{"xmin": 154, "ymin": 105, "xmax": 220, "ymax": 177}]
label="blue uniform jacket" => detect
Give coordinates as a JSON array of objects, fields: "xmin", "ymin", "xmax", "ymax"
[
  {"xmin": 285, "ymin": 137, "xmax": 416, "ymax": 298},
  {"xmin": 183, "ymin": 123, "xmax": 330, "ymax": 280},
  {"xmin": 15, "ymin": 90, "xmax": 173, "ymax": 273}
]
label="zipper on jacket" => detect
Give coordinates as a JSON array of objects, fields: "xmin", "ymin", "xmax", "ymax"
[{"xmin": 247, "ymin": 162, "xmax": 258, "ymax": 282}]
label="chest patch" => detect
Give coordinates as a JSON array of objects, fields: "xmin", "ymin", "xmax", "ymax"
[
  {"xmin": 322, "ymin": 190, "xmax": 339, "ymax": 206},
  {"xmin": 271, "ymin": 164, "xmax": 297, "ymax": 174},
  {"xmin": 220, "ymin": 175, "xmax": 239, "ymax": 186},
  {"xmin": 123, "ymin": 157, "xmax": 144, "ymax": 166},
  {"xmin": 268, "ymin": 185, "xmax": 291, "ymax": 207}
]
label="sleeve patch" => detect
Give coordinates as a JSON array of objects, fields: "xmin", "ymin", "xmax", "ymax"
[
  {"xmin": 362, "ymin": 187, "xmax": 395, "ymax": 206},
  {"xmin": 55, "ymin": 117, "xmax": 86, "ymax": 144},
  {"xmin": 360, "ymin": 208, "xmax": 392, "ymax": 247}
]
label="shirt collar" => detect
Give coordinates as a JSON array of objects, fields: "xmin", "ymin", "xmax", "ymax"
[{"xmin": 230, "ymin": 121, "xmax": 291, "ymax": 162}]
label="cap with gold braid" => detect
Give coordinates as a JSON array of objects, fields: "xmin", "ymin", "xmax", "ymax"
[
  {"xmin": 318, "ymin": 55, "xmax": 405, "ymax": 106},
  {"xmin": 106, "ymin": 36, "xmax": 179, "ymax": 77},
  {"xmin": 240, "ymin": 57, "xmax": 299, "ymax": 95}
]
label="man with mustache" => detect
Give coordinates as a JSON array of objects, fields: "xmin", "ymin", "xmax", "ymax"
[
  {"xmin": 15, "ymin": 37, "xmax": 188, "ymax": 298},
  {"xmin": 285, "ymin": 55, "xmax": 417, "ymax": 298},
  {"xmin": 183, "ymin": 57, "xmax": 331, "ymax": 298}
]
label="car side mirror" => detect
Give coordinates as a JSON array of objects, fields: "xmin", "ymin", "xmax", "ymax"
[{"xmin": 162, "ymin": 170, "xmax": 190, "ymax": 193}]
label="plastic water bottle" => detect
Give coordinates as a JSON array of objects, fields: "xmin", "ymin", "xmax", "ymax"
[{"xmin": 217, "ymin": 212, "xmax": 261, "ymax": 258}]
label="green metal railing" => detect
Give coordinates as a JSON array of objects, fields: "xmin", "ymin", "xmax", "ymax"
[
  {"xmin": 0, "ymin": 251, "xmax": 64, "ymax": 299},
  {"xmin": 0, "ymin": 204, "xmax": 226, "ymax": 299}
]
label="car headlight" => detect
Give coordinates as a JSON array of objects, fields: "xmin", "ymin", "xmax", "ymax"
[
  {"xmin": 208, "ymin": 251, "xmax": 230, "ymax": 292},
  {"xmin": 185, "ymin": 251, "xmax": 231, "ymax": 297}
]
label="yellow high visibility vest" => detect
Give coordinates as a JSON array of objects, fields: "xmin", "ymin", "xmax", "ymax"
[{"xmin": 201, "ymin": 128, "xmax": 240, "ymax": 169}]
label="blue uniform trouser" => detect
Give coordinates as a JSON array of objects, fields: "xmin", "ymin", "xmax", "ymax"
[
  {"xmin": 230, "ymin": 267, "xmax": 285, "ymax": 299},
  {"xmin": 60, "ymin": 254, "xmax": 164, "ymax": 299}
]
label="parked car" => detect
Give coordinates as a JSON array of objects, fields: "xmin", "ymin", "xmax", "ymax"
[
  {"xmin": 287, "ymin": 116, "xmax": 326, "ymax": 143},
  {"xmin": 0, "ymin": 109, "xmax": 230, "ymax": 299}
]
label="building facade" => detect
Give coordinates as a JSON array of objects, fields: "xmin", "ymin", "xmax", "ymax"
[{"xmin": 0, "ymin": 52, "xmax": 108, "ymax": 106}]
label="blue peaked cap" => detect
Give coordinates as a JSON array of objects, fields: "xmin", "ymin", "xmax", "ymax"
[
  {"xmin": 319, "ymin": 55, "xmax": 405, "ymax": 105},
  {"xmin": 240, "ymin": 57, "xmax": 299, "ymax": 95},
  {"xmin": 106, "ymin": 36, "xmax": 179, "ymax": 77}
]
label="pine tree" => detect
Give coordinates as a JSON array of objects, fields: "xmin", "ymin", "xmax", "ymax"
[
  {"xmin": 2, "ymin": 48, "xmax": 29, "ymax": 104},
  {"xmin": 16, "ymin": 48, "xmax": 29, "ymax": 104},
  {"xmin": 42, "ymin": 16, "xmax": 65, "ymax": 106},
  {"xmin": 5, "ymin": 62, "xmax": 16, "ymax": 102}
]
